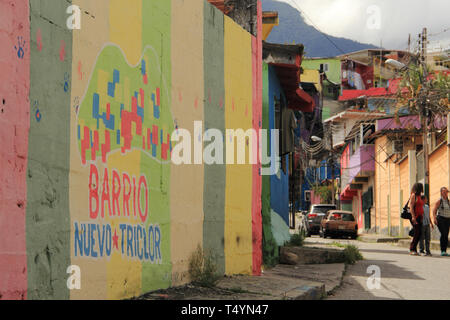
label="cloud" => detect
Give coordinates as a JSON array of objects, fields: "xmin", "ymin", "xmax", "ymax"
[{"xmin": 276, "ymin": 0, "xmax": 450, "ymax": 50}]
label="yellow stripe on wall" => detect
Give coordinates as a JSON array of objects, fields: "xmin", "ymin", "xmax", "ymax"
[
  {"xmin": 70, "ymin": 0, "xmax": 110, "ymax": 300},
  {"xmin": 109, "ymin": 0, "xmax": 142, "ymax": 66},
  {"xmin": 224, "ymin": 16, "xmax": 253, "ymax": 275},
  {"xmin": 170, "ymin": 0, "xmax": 205, "ymax": 286}
]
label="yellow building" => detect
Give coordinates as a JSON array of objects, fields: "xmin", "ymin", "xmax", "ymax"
[{"xmin": 371, "ymin": 116, "xmax": 449, "ymax": 237}]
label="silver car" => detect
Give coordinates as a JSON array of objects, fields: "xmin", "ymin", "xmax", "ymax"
[{"xmin": 305, "ymin": 204, "xmax": 337, "ymax": 236}]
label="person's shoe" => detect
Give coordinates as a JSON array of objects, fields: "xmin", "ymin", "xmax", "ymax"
[
  {"xmin": 441, "ymin": 252, "xmax": 449, "ymax": 256},
  {"xmin": 410, "ymin": 251, "xmax": 419, "ymax": 256},
  {"xmin": 426, "ymin": 252, "xmax": 432, "ymax": 256},
  {"xmin": 420, "ymin": 251, "xmax": 425, "ymax": 255}
]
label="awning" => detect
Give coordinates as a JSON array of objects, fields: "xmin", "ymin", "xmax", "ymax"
[
  {"xmin": 339, "ymin": 87, "xmax": 388, "ymax": 101},
  {"xmin": 263, "ymin": 41, "xmax": 316, "ymax": 113},
  {"xmin": 288, "ymin": 88, "xmax": 316, "ymax": 113},
  {"xmin": 340, "ymin": 185, "xmax": 358, "ymax": 201}
]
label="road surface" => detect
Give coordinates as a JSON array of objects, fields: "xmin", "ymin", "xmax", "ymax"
[{"xmin": 306, "ymin": 236, "xmax": 450, "ymax": 300}]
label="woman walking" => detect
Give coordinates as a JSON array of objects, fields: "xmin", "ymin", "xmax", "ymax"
[
  {"xmin": 432, "ymin": 187, "xmax": 450, "ymax": 256},
  {"xmin": 409, "ymin": 183, "xmax": 424, "ymax": 255}
]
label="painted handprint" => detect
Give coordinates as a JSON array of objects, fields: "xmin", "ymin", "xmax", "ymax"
[
  {"xmin": 14, "ymin": 36, "xmax": 26, "ymax": 59},
  {"xmin": 36, "ymin": 29, "xmax": 43, "ymax": 52},
  {"xmin": 33, "ymin": 101, "xmax": 42, "ymax": 122},
  {"xmin": 64, "ymin": 73, "xmax": 70, "ymax": 92}
]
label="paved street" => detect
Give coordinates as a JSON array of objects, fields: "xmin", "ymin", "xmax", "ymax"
[{"xmin": 304, "ymin": 237, "xmax": 450, "ymax": 300}]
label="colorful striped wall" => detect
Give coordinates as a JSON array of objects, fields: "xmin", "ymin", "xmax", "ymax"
[{"xmin": 0, "ymin": 0, "xmax": 263, "ymax": 300}]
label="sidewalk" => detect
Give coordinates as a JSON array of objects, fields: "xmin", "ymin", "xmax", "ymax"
[
  {"xmin": 358, "ymin": 233, "xmax": 409, "ymax": 243},
  {"xmin": 397, "ymin": 238, "xmax": 449, "ymax": 252},
  {"xmin": 358, "ymin": 233, "xmax": 450, "ymax": 252},
  {"xmin": 138, "ymin": 245, "xmax": 347, "ymax": 300}
]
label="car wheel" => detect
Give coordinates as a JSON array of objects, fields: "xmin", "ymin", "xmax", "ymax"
[{"xmin": 351, "ymin": 234, "xmax": 358, "ymax": 240}]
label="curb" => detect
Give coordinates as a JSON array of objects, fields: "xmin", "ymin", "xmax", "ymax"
[
  {"xmin": 397, "ymin": 239, "xmax": 449, "ymax": 252},
  {"xmin": 285, "ymin": 283, "xmax": 326, "ymax": 300},
  {"xmin": 326, "ymin": 264, "xmax": 347, "ymax": 297},
  {"xmin": 358, "ymin": 236, "xmax": 408, "ymax": 243}
]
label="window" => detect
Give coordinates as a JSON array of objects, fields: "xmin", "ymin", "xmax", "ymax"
[
  {"xmin": 342, "ymin": 214, "xmax": 355, "ymax": 221},
  {"xmin": 320, "ymin": 63, "xmax": 329, "ymax": 73},
  {"xmin": 305, "ymin": 191, "xmax": 311, "ymax": 202}
]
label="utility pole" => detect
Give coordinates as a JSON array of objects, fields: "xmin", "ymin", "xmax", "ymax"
[
  {"xmin": 420, "ymin": 27, "xmax": 430, "ymax": 200},
  {"xmin": 408, "ymin": 34, "xmax": 411, "ymax": 53},
  {"xmin": 379, "ymin": 39, "xmax": 383, "ymax": 87},
  {"xmin": 329, "ymin": 124, "xmax": 335, "ymax": 205}
]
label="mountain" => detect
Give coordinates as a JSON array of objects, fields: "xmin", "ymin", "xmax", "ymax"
[{"xmin": 262, "ymin": 0, "xmax": 379, "ymax": 57}]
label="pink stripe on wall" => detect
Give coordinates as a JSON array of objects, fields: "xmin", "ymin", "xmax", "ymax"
[
  {"xmin": 251, "ymin": 0, "xmax": 263, "ymax": 276},
  {"xmin": 0, "ymin": 0, "xmax": 30, "ymax": 300}
]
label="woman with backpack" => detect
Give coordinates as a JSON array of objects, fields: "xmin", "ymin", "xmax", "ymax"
[
  {"xmin": 409, "ymin": 183, "xmax": 424, "ymax": 255},
  {"xmin": 432, "ymin": 187, "xmax": 450, "ymax": 256}
]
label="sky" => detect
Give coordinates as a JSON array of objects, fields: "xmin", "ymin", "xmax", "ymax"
[{"xmin": 276, "ymin": 0, "xmax": 450, "ymax": 52}]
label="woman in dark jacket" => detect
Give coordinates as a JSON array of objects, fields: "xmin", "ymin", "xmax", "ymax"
[{"xmin": 409, "ymin": 183, "xmax": 424, "ymax": 255}]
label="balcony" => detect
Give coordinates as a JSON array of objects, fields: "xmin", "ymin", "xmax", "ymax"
[{"xmin": 341, "ymin": 144, "xmax": 375, "ymax": 191}]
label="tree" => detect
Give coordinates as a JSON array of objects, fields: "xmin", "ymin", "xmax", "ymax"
[{"xmin": 393, "ymin": 56, "xmax": 449, "ymax": 121}]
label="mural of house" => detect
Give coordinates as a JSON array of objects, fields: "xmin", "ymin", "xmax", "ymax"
[{"xmin": 0, "ymin": 0, "xmax": 270, "ymax": 300}]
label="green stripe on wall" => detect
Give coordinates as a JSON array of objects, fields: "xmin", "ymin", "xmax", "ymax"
[
  {"xmin": 26, "ymin": 0, "xmax": 72, "ymax": 300},
  {"xmin": 203, "ymin": 1, "xmax": 226, "ymax": 275},
  {"xmin": 141, "ymin": 0, "xmax": 173, "ymax": 293},
  {"xmin": 261, "ymin": 62, "xmax": 278, "ymax": 267}
]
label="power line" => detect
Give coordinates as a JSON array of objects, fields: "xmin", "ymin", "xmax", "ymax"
[
  {"xmin": 287, "ymin": 0, "xmax": 347, "ymax": 56},
  {"xmin": 429, "ymin": 27, "xmax": 450, "ymax": 38}
]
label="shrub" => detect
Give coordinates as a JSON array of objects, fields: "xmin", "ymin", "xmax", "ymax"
[
  {"xmin": 342, "ymin": 245, "xmax": 363, "ymax": 265},
  {"xmin": 188, "ymin": 245, "xmax": 221, "ymax": 288},
  {"xmin": 285, "ymin": 232, "xmax": 305, "ymax": 247}
]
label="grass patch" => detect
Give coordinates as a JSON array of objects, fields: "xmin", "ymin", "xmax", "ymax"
[
  {"xmin": 284, "ymin": 232, "xmax": 305, "ymax": 247},
  {"xmin": 329, "ymin": 241, "xmax": 346, "ymax": 248},
  {"xmin": 342, "ymin": 245, "xmax": 364, "ymax": 265},
  {"xmin": 188, "ymin": 245, "xmax": 221, "ymax": 288},
  {"xmin": 229, "ymin": 287, "xmax": 246, "ymax": 294}
]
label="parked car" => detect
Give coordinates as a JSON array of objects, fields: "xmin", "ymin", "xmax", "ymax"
[
  {"xmin": 305, "ymin": 204, "xmax": 337, "ymax": 236},
  {"xmin": 319, "ymin": 210, "xmax": 358, "ymax": 239}
]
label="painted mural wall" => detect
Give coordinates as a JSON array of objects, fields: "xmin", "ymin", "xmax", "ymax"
[{"xmin": 0, "ymin": 0, "xmax": 263, "ymax": 300}]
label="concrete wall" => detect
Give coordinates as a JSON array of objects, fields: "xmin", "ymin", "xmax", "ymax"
[
  {"xmin": 0, "ymin": 0, "xmax": 263, "ymax": 300},
  {"xmin": 0, "ymin": 0, "xmax": 30, "ymax": 300}
]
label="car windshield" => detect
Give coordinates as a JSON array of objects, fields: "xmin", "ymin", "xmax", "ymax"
[
  {"xmin": 342, "ymin": 214, "xmax": 355, "ymax": 221},
  {"xmin": 329, "ymin": 214, "xmax": 341, "ymax": 221},
  {"xmin": 312, "ymin": 206, "xmax": 336, "ymax": 214}
]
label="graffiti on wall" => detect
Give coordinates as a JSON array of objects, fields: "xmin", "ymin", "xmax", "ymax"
[{"xmin": 74, "ymin": 44, "xmax": 173, "ymax": 264}]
